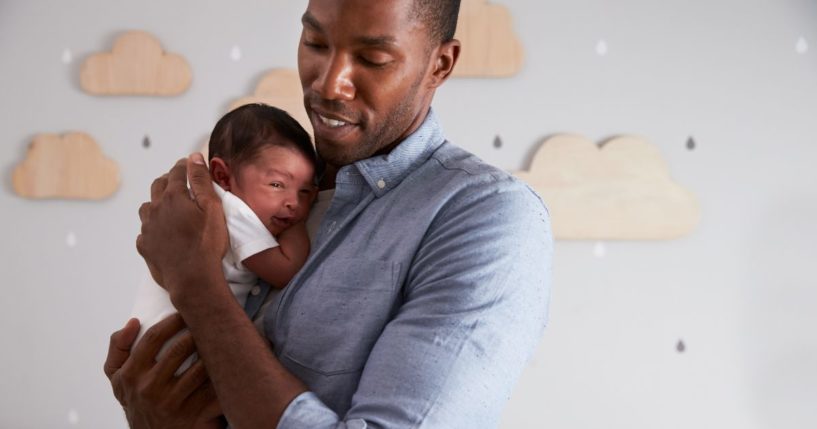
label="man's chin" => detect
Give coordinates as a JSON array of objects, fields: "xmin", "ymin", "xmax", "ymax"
[{"xmin": 315, "ymin": 141, "xmax": 365, "ymax": 167}]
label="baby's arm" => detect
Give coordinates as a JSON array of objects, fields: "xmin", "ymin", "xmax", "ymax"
[{"xmin": 241, "ymin": 222, "xmax": 310, "ymax": 289}]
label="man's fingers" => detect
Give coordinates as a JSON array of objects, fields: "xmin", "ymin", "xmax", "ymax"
[
  {"xmin": 138, "ymin": 202, "xmax": 150, "ymax": 222},
  {"xmin": 197, "ymin": 392, "xmax": 223, "ymax": 422},
  {"xmin": 150, "ymin": 173, "xmax": 169, "ymax": 201},
  {"xmin": 135, "ymin": 234, "xmax": 144, "ymax": 256},
  {"xmin": 130, "ymin": 314, "xmax": 186, "ymax": 371},
  {"xmin": 153, "ymin": 331, "xmax": 197, "ymax": 383},
  {"xmin": 104, "ymin": 318, "xmax": 141, "ymax": 380},
  {"xmin": 183, "ymin": 379, "xmax": 220, "ymax": 419},
  {"xmin": 170, "ymin": 358, "xmax": 210, "ymax": 401},
  {"xmin": 165, "ymin": 158, "xmax": 189, "ymax": 195},
  {"xmin": 187, "ymin": 153, "xmax": 217, "ymax": 205}
]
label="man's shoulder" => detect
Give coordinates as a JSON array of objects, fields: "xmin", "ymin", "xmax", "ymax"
[
  {"xmin": 425, "ymin": 141, "xmax": 546, "ymax": 212},
  {"xmin": 429, "ymin": 140, "xmax": 506, "ymax": 178}
]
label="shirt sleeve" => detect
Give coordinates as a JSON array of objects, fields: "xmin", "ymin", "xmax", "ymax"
[
  {"xmin": 215, "ymin": 183, "xmax": 279, "ymax": 262},
  {"xmin": 277, "ymin": 178, "xmax": 553, "ymax": 429}
]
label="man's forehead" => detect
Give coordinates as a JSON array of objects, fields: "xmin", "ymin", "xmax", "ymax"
[{"xmin": 302, "ymin": 0, "xmax": 423, "ymax": 41}]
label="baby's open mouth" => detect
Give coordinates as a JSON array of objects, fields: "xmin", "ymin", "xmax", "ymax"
[{"xmin": 271, "ymin": 216, "xmax": 293, "ymax": 228}]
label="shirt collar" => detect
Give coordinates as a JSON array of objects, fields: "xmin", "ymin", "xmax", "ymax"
[{"xmin": 338, "ymin": 108, "xmax": 445, "ymax": 198}]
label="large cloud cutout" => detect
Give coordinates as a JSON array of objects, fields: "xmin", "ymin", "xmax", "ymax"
[
  {"xmin": 80, "ymin": 31, "xmax": 192, "ymax": 96},
  {"xmin": 229, "ymin": 68, "xmax": 312, "ymax": 136},
  {"xmin": 13, "ymin": 132, "xmax": 120, "ymax": 200},
  {"xmin": 453, "ymin": 0, "xmax": 524, "ymax": 77},
  {"xmin": 515, "ymin": 135, "xmax": 700, "ymax": 240}
]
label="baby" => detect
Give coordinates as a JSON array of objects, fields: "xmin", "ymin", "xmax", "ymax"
[{"xmin": 130, "ymin": 103, "xmax": 318, "ymax": 372}]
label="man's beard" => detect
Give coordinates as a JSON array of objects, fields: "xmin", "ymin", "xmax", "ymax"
[{"xmin": 311, "ymin": 73, "xmax": 425, "ymax": 168}]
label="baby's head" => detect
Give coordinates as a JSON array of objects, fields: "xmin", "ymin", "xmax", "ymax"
[{"xmin": 208, "ymin": 103, "xmax": 318, "ymax": 236}]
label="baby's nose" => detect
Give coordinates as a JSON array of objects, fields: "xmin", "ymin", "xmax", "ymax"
[{"xmin": 284, "ymin": 194, "xmax": 299, "ymax": 211}]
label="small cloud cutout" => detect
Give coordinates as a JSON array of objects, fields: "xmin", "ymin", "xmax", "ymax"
[
  {"xmin": 80, "ymin": 31, "xmax": 192, "ymax": 96},
  {"xmin": 515, "ymin": 134, "xmax": 700, "ymax": 240},
  {"xmin": 453, "ymin": 0, "xmax": 524, "ymax": 77},
  {"xmin": 13, "ymin": 132, "xmax": 120, "ymax": 200},
  {"xmin": 229, "ymin": 68, "xmax": 312, "ymax": 136}
]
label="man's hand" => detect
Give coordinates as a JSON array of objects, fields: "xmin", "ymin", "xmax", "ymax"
[
  {"xmin": 136, "ymin": 154, "xmax": 228, "ymax": 303},
  {"xmin": 104, "ymin": 315, "xmax": 221, "ymax": 428}
]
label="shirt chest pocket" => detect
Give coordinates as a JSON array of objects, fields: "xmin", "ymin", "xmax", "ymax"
[{"xmin": 280, "ymin": 258, "xmax": 401, "ymax": 376}]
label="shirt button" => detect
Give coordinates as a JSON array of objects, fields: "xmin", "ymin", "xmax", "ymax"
[
  {"xmin": 250, "ymin": 285, "xmax": 261, "ymax": 296},
  {"xmin": 377, "ymin": 179, "xmax": 386, "ymax": 189}
]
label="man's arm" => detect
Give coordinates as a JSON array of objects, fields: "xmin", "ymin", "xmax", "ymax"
[{"xmin": 243, "ymin": 222, "xmax": 310, "ymax": 289}]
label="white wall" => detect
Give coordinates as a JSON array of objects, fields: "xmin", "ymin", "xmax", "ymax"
[{"xmin": 1, "ymin": 1, "xmax": 815, "ymax": 428}]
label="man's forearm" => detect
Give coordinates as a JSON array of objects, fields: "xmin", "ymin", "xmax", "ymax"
[{"xmin": 171, "ymin": 270, "xmax": 307, "ymax": 428}]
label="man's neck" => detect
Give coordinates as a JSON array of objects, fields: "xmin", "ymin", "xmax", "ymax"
[
  {"xmin": 317, "ymin": 105, "xmax": 434, "ymax": 192},
  {"xmin": 319, "ymin": 163, "xmax": 339, "ymax": 191}
]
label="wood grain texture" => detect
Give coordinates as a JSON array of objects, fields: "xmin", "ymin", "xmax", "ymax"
[
  {"xmin": 229, "ymin": 68, "xmax": 312, "ymax": 136},
  {"xmin": 80, "ymin": 30, "xmax": 192, "ymax": 96},
  {"xmin": 453, "ymin": 0, "xmax": 524, "ymax": 77},
  {"xmin": 515, "ymin": 134, "xmax": 700, "ymax": 240},
  {"xmin": 13, "ymin": 132, "xmax": 120, "ymax": 200}
]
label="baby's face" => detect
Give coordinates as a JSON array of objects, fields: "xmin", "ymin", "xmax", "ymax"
[{"xmin": 229, "ymin": 145, "xmax": 316, "ymax": 236}]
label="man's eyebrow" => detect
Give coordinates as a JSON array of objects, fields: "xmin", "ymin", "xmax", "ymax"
[
  {"xmin": 301, "ymin": 12, "xmax": 323, "ymax": 32},
  {"xmin": 356, "ymin": 35, "xmax": 398, "ymax": 47}
]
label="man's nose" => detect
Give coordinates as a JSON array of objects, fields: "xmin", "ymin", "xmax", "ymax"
[{"xmin": 312, "ymin": 53, "xmax": 355, "ymax": 101}]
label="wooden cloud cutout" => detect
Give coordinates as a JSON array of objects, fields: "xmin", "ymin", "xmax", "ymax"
[
  {"xmin": 229, "ymin": 68, "xmax": 312, "ymax": 136},
  {"xmin": 80, "ymin": 31, "xmax": 192, "ymax": 96},
  {"xmin": 453, "ymin": 0, "xmax": 524, "ymax": 77},
  {"xmin": 515, "ymin": 135, "xmax": 700, "ymax": 240},
  {"xmin": 13, "ymin": 132, "xmax": 120, "ymax": 200}
]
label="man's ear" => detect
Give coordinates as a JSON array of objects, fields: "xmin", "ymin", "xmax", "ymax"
[
  {"xmin": 428, "ymin": 39, "xmax": 461, "ymax": 88},
  {"xmin": 209, "ymin": 157, "xmax": 232, "ymax": 191}
]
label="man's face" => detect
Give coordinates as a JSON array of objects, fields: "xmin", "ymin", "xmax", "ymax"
[{"xmin": 298, "ymin": 0, "xmax": 435, "ymax": 167}]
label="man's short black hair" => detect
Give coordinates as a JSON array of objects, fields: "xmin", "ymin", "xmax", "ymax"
[
  {"xmin": 411, "ymin": 0, "xmax": 461, "ymax": 43},
  {"xmin": 208, "ymin": 103, "xmax": 318, "ymax": 180}
]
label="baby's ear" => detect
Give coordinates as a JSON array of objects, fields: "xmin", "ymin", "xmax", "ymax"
[{"xmin": 209, "ymin": 157, "xmax": 232, "ymax": 190}]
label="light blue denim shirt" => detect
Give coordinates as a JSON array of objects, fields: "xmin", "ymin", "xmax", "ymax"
[{"xmin": 243, "ymin": 109, "xmax": 552, "ymax": 428}]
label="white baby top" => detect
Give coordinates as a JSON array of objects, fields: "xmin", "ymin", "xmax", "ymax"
[{"xmin": 213, "ymin": 183, "xmax": 279, "ymax": 307}]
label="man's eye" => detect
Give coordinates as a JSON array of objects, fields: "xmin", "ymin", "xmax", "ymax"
[
  {"xmin": 304, "ymin": 40, "xmax": 327, "ymax": 50},
  {"xmin": 270, "ymin": 183, "xmax": 283, "ymax": 188},
  {"xmin": 360, "ymin": 55, "xmax": 390, "ymax": 68}
]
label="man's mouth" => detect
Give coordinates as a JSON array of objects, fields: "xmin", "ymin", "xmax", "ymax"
[
  {"xmin": 310, "ymin": 109, "xmax": 362, "ymax": 143},
  {"xmin": 309, "ymin": 101, "xmax": 359, "ymax": 127},
  {"xmin": 307, "ymin": 99, "xmax": 363, "ymax": 144},
  {"xmin": 317, "ymin": 114, "xmax": 350, "ymax": 128}
]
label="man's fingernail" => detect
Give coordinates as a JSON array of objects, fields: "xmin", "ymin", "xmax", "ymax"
[{"xmin": 190, "ymin": 153, "xmax": 205, "ymax": 165}]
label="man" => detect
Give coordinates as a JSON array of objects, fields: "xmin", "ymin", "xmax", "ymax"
[{"xmin": 104, "ymin": 0, "xmax": 552, "ymax": 427}]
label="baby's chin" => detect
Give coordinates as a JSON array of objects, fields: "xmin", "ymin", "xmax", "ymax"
[
  {"xmin": 266, "ymin": 218, "xmax": 304, "ymax": 236},
  {"xmin": 266, "ymin": 225, "xmax": 285, "ymax": 236},
  {"xmin": 266, "ymin": 216, "xmax": 301, "ymax": 236}
]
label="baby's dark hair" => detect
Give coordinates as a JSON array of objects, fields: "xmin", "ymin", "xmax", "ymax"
[{"xmin": 208, "ymin": 103, "xmax": 318, "ymax": 181}]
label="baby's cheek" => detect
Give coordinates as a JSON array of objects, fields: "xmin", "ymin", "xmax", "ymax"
[{"xmin": 296, "ymin": 207, "xmax": 312, "ymax": 222}]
